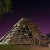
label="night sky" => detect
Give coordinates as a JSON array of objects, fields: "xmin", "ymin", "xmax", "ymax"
[{"xmin": 0, "ymin": 0, "xmax": 50, "ymax": 38}]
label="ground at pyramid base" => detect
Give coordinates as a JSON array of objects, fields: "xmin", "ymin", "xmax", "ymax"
[{"xmin": 0, "ymin": 18, "xmax": 50, "ymax": 47}]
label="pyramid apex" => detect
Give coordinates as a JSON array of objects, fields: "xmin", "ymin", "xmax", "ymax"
[
  {"xmin": 21, "ymin": 17, "xmax": 28, "ymax": 20},
  {"xmin": 13, "ymin": 17, "xmax": 30, "ymax": 27},
  {"xmin": 20, "ymin": 17, "xmax": 29, "ymax": 21}
]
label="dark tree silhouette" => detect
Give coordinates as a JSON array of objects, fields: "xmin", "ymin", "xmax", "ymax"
[
  {"xmin": 0, "ymin": 0, "xmax": 12, "ymax": 15},
  {"xmin": 46, "ymin": 33, "xmax": 50, "ymax": 37}
]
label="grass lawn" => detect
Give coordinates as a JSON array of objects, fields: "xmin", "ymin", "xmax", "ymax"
[
  {"xmin": 0, "ymin": 44, "xmax": 50, "ymax": 50},
  {"xmin": 0, "ymin": 44, "xmax": 31, "ymax": 50}
]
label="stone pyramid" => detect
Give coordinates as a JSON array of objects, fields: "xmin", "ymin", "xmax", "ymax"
[{"xmin": 0, "ymin": 18, "xmax": 49, "ymax": 46}]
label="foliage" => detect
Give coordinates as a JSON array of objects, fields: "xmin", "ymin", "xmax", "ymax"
[
  {"xmin": 0, "ymin": 0, "xmax": 12, "ymax": 15},
  {"xmin": 46, "ymin": 33, "xmax": 50, "ymax": 37},
  {"xmin": 0, "ymin": 44, "xmax": 31, "ymax": 50}
]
